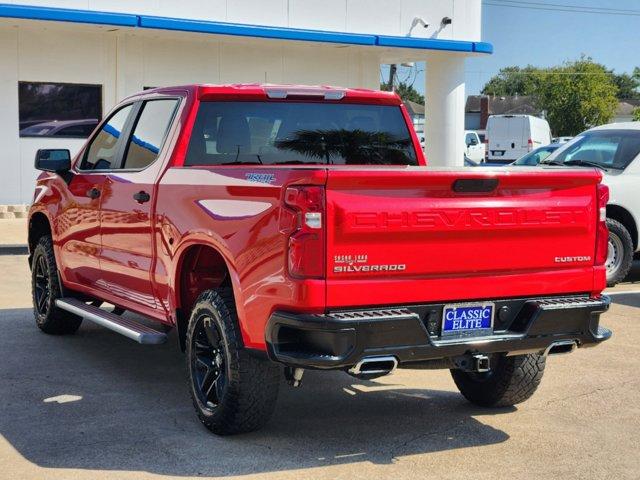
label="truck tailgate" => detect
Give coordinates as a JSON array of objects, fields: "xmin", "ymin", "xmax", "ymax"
[{"xmin": 325, "ymin": 167, "xmax": 603, "ymax": 307}]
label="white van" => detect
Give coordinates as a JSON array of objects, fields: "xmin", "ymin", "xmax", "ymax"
[{"xmin": 486, "ymin": 115, "xmax": 552, "ymax": 163}]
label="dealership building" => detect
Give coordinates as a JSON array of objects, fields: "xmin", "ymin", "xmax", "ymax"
[{"xmin": 0, "ymin": 0, "xmax": 490, "ymax": 205}]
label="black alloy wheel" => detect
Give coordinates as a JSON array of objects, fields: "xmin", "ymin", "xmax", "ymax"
[
  {"xmin": 31, "ymin": 235, "xmax": 82, "ymax": 334},
  {"xmin": 33, "ymin": 252, "xmax": 51, "ymax": 316},
  {"xmin": 191, "ymin": 314, "xmax": 227, "ymax": 411}
]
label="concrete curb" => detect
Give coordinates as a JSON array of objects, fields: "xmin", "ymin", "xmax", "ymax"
[{"xmin": 0, "ymin": 244, "xmax": 29, "ymax": 256}]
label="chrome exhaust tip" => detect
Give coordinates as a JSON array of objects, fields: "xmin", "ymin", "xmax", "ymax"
[
  {"xmin": 544, "ymin": 340, "xmax": 577, "ymax": 356},
  {"xmin": 348, "ymin": 355, "xmax": 398, "ymax": 377}
]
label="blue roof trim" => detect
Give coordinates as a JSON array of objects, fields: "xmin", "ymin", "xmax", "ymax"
[
  {"xmin": 377, "ymin": 35, "xmax": 473, "ymax": 52},
  {"xmin": 473, "ymin": 42, "xmax": 494, "ymax": 54},
  {"xmin": 0, "ymin": 3, "xmax": 492, "ymax": 54},
  {"xmin": 139, "ymin": 15, "xmax": 376, "ymax": 46},
  {"xmin": 0, "ymin": 3, "xmax": 137, "ymax": 27}
]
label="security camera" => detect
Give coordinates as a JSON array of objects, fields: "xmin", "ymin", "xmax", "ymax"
[
  {"xmin": 410, "ymin": 17, "xmax": 429, "ymax": 30},
  {"xmin": 441, "ymin": 17, "xmax": 452, "ymax": 26}
]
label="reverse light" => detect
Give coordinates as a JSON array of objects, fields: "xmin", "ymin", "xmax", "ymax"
[
  {"xmin": 527, "ymin": 138, "xmax": 533, "ymax": 152},
  {"xmin": 282, "ymin": 186, "xmax": 325, "ymax": 278},
  {"xmin": 305, "ymin": 212, "xmax": 322, "ymax": 229},
  {"xmin": 595, "ymin": 183, "xmax": 609, "ymax": 266}
]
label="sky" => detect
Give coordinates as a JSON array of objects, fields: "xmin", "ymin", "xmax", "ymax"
[{"xmin": 402, "ymin": 0, "xmax": 640, "ymax": 96}]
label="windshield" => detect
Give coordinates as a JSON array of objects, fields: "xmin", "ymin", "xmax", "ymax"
[
  {"xmin": 513, "ymin": 146, "xmax": 557, "ymax": 166},
  {"xmin": 185, "ymin": 102, "xmax": 417, "ymax": 166},
  {"xmin": 544, "ymin": 129, "xmax": 640, "ymax": 170}
]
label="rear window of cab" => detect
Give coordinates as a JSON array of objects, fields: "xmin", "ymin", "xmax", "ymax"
[{"xmin": 185, "ymin": 101, "xmax": 418, "ymax": 166}]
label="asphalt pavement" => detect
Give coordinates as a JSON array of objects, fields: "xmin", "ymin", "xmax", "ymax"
[{"xmin": 1, "ymin": 254, "xmax": 639, "ymax": 480}]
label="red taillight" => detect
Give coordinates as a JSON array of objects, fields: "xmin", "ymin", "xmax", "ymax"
[
  {"xmin": 282, "ymin": 186, "xmax": 325, "ymax": 279},
  {"xmin": 595, "ymin": 183, "xmax": 609, "ymax": 266},
  {"xmin": 527, "ymin": 138, "xmax": 533, "ymax": 152}
]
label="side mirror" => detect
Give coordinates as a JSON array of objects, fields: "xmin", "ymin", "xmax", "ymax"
[{"xmin": 35, "ymin": 149, "xmax": 71, "ymax": 173}]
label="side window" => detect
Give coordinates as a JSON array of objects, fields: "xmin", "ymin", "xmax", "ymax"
[
  {"xmin": 81, "ymin": 105, "xmax": 133, "ymax": 170},
  {"xmin": 121, "ymin": 99, "xmax": 179, "ymax": 170}
]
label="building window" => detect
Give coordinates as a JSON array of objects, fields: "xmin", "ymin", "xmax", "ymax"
[{"xmin": 18, "ymin": 81, "xmax": 102, "ymax": 138}]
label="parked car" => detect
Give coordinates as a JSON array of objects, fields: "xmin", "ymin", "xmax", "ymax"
[
  {"xmin": 511, "ymin": 144, "xmax": 561, "ymax": 166},
  {"xmin": 19, "ymin": 119, "xmax": 99, "ymax": 137},
  {"xmin": 486, "ymin": 115, "xmax": 552, "ymax": 163},
  {"xmin": 543, "ymin": 122, "xmax": 640, "ymax": 286},
  {"xmin": 28, "ymin": 84, "xmax": 611, "ymax": 435},
  {"xmin": 464, "ymin": 130, "xmax": 486, "ymax": 162}
]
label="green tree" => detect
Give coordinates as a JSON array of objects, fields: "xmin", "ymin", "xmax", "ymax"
[
  {"xmin": 610, "ymin": 71, "xmax": 640, "ymax": 100},
  {"xmin": 633, "ymin": 108, "xmax": 640, "ymax": 122},
  {"xmin": 481, "ymin": 66, "xmax": 540, "ymax": 96},
  {"xmin": 535, "ymin": 59, "xmax": 618, "ymax": 136},
  {"xmin": 380, "ymin": 81, "xmax": 424, "ymax": 105}
]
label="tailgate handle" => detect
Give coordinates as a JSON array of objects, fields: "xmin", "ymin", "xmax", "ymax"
[{"xmin": 452, "ymin": 178, "xmax": 499, "ymax": 193}]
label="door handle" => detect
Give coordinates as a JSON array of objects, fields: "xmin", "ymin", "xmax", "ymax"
[
  {"xmin": 86, "ymin": 187, "xmax": 101, "ymax": 199},
  {"xmin": 133, "ymin": 191, "xmax": 151, "ymax": 204}
]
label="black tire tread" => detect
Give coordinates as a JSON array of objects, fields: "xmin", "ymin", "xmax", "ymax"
[
  {"xmin": 31, "ymin": 235, "xmax": 82, "ymax": 335},
  {"xmin": 186, "ymin": 288, "xmax": 280, "ymax": 435},
  {"xmin": 451, "ymin": 354, "xmax": 546, "ymax": 407},
  {"xmin": 606, "ymin": 218, "xmax": 634, "ymax": 287}
]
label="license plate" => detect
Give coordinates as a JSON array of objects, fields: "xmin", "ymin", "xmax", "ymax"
[
  {"xmin": 492, "ymin": 151, "xmax": 505, "ymax": 156},
  {"xmin": 442, "ymin": 303, "xmax": 494, "ymax": 337}
]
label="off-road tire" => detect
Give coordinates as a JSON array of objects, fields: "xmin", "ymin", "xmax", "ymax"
[
  {"xmin": 606, "ymin": 218, "xmax": 634, "ymax": 287},
  {"xmin": 31, "ymin": 235, "xmax": 82, "ymax": 334},
  {"xmin": 451, "ymin": 353, "xmax": 546, "ymax": 407},
  {"xmin": 186, "ymin": 289, "xmax": 280, "ymax": 435}
]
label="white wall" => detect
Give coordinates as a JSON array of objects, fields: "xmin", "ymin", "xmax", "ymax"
[
  {"xmin": 0, "ymin": 27, "xmax": 20, "ymax": 205},
  {"xmin": 1, "ymin": 0, "xmax": 482, "ymax": 41},
  {"xmin": 0, "ymin": 0, "xmax": 484, "ymax": 202},
  {"xmin": 0, "ymin": 22, "xmax": 380, "ymax": 203},
  {"xmin": 0, "ymin": 23, "xmax": 115, "ymax": 204}
]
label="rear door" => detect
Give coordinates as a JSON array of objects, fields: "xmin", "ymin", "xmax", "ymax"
[
  {"xmin": 510, "ymin": 117, "xmax": 528, "ymax": 160},
  {"xmin": 325, "ymin": 167, "xmax": 600, "ymax": 307},
  {"xmin": 98, "ymin": 98, "xmax": 180, "ymax": 311},
  {"xmin": 488, "ymin": 117, "xmax": 512, "ymax": 160}
]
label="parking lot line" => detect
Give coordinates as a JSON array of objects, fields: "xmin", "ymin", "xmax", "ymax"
[{"xmin": 605, "ymin": 288, "xmax": 640, "ymax": 296}]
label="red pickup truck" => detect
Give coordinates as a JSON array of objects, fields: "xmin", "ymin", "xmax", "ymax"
[{"xmin": 28, "ymin": 84, "xmax": 611, "ymax": 435}]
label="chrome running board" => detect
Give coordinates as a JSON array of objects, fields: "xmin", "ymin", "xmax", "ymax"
[{"xmin": 56, "ymin": 298, "xmax": 167, "ymax": 344}]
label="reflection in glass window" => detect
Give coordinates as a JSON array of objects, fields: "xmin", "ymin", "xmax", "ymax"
[
  {"xmin": 185, "ymin": 102, "xmax": 417, "ymax": 166},
  {"xmin": 18, "ymin": 82, "xmax": 102, "ymax": 138},
  {"xmin": 122, "ymin": 99, "xmax": 178, "ymax": 170},
  {"xmin": 81, "ymin": 105, "xmax": 133, "ymax": 170}
]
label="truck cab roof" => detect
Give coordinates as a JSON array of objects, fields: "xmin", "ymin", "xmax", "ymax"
[{"xmin": 127, "ymin": 83, "xmax": 403, "ymax": 105}]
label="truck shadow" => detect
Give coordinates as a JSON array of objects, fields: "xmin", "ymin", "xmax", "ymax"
[
  {"xmin": 623, "ymin": 260, "xmax": 640, "ymax": 283},
  {"xmin": 0, "ymin": 308, "xmax": 511, "ymax": 477}
]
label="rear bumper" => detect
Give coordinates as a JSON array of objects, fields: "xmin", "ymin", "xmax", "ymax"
[{"xmin": 265, "ymin": 294, "xmax": 611, "ymax": 370}]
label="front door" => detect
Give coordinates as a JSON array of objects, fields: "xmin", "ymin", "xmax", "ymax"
[
  {"xmin": 58, "ymin": 103, "xmax": 134, "ymax": 289},
  {"xmin": 97, "ymin": 98, "xmax": 180, "ymax": 310}
]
